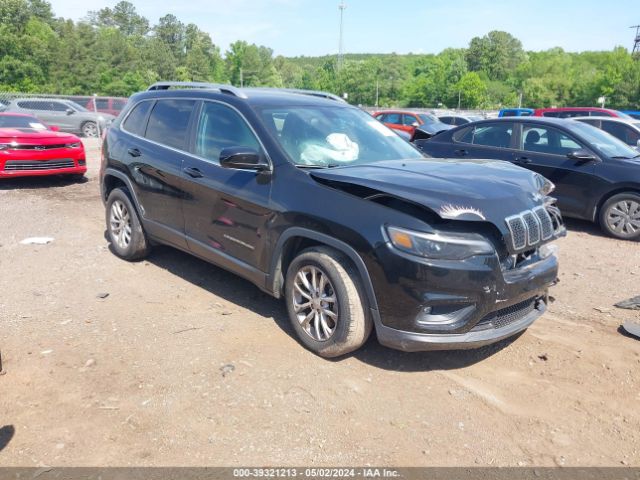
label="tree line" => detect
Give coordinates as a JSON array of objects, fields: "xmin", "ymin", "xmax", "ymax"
[{"xmin": 1, "ymin": 0, "xmax": 639, "ymax": 109}]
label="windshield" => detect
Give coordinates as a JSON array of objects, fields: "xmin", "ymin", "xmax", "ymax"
[
  {"xmin": 418, "ymin": 113, "xmax": 440, "ymax": 124},
  {"xmin": 568, "ymin": 120, "xmax": 639, "ymax": 158},
  {"xmin": 260, "ymin": 106, "xmax": 424, "ymax": 167},
  {"xmin": 0, "ymin": 115, "xmax": 48, "ymax": 130},
  {"xmin": 66, "ymin": 101, "xmax": 88, "ymax": 112}
]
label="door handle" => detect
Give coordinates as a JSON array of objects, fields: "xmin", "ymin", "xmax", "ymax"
[
  {"xmin": 455, "ymin": 149, "xmax": 468, "ymax": 156},
  {"xmin": 127, "ymin": 148, "xmax": 141, "ymax": 157},
  {"xmin": 183, "ymin": 167, "xmax": 203, "ymax": 178},
  {"xmin": 515, "ymin": 156, "xmax": 532, "ymax": 164}
]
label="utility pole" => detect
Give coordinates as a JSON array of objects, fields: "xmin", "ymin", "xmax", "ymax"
[
  {"xmin": 375, "ymin": 78, "xmax": 379, "ymax": 107},
  {"xmin": 632, "ymin": 25, "xmax": 640, "ymax": 57},
  {"xmin": 337, "ymin": 1, "xmax": 346, "ymax": 70}
]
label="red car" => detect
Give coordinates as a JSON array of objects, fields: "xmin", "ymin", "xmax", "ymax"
[
  {"xmin": 0, "ymin": 113, "xmax": 87, "ymax": 179},
  {"xmin": 533, "ymin": 107, "xmax": 629, "ymax": 119},
  {"xmin": 373, "ymin": 109, "xmax": 452, "ymax": 137},
  {"xmin": 83, "ymin": 97, "xmax": 128, "ymax": 117}
]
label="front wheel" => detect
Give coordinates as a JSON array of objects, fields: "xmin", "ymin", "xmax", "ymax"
[
  {"xmin": 284, "ymin": 246, "xmax": 372, "ymax": 358},
  {"xmin": 599, "ymin": 193, "xmax": 640, "ymax": 240}
]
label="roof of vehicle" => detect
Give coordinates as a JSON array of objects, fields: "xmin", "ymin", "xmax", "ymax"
[
  {"xmin": 533, "ymin": 107, "xmax": 618, "ymax": 112},
  {"xmin": 142, "ymin": 82, "xmax": 350, "ymax": 108},
  {"xmin": 459, "ymin": 117, "xmax": 574, "ymax": 126},
  {"xmin": 572, "ymin": 116, "xmax": 640, "ymax": 126},
  {"xmin": 373, "ymin": 109, "xmax": 429, "ymax": 115}
]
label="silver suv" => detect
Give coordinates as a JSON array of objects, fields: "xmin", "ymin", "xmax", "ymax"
[{"xmin": 6, "ymin": 98, "xmax": 116, "ymax": 137}]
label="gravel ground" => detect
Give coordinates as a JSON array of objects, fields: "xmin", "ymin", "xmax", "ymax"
[{"xmin": 0, "ymin": 139, "xmax": 639, "ymax": 467}]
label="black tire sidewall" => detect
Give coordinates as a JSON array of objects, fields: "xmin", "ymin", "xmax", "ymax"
[
  {"xmin": 284, "ymin": 250, "xmax": 366, "ymax": 357},
  {"xmin": 105, "ymin": 187, "xmax": 148, "ymax": 260},
  {"xmin": 599, "ymin": 193, "xmax": 640, "ymax": 240}
]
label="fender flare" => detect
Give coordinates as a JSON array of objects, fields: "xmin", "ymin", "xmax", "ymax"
[
  {"xmin": 102, "ymin": 168, "xmax": 142, "ymax": 209},
  {"xmin": 268, "ymin": 227, "xmax": 379, "ymax": 312}
]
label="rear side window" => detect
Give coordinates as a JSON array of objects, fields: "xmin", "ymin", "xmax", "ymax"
[
  {"xmin": 145, "ymin": 99, "xmax": 196, "ymax": 150},
  {"xmin": 384, "ymin": 113, "xmax": 401, "ymax": 124},
  {"xmin": 51, "ymin": 102, "xmax": 69, "ymax": 112},
  {"xmin": 522, "ymin": 125, "xmax": 582, "ymax": 156},
  {"xmin": 590, "ymin": 111, "xmax": 613, "ymax": 117},
  {"xmin": 402, "ymin": 114, "xmax": 418, "ymax": 126},
  {"xmin": 122, "ymin": 101, "xmax": 153, "ymax": 137},
  {"xmin": 455, "ymin": 123, "xmax": 514, "ymax": 148},
  {"xmin": 439, "ymin": 117, "xmax": 455, "ymax": 125},
  {"xmin": 542, "ymin": 111, "xmax": 560, "ymax": 118},
  {"xmin": 601, "ymin": 121, "xmax": 640, "ymax": 146}
]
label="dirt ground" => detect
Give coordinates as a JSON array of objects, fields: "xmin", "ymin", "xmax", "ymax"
[{"xmin": 1, "ymin": 139, "xmax": 639, "ymax": 467}]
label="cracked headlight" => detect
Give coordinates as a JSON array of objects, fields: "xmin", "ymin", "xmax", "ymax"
[{"xmin": 387, "ymin": 226, "xmax": 494, "ymax": 260}]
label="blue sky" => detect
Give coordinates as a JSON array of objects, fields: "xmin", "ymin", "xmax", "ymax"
[{"xmin": 51, "ymin": 0, "xmax": 639, "ymax": 56}]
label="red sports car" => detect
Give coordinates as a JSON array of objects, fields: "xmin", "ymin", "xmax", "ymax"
[{"xmin": 0, "ymin": 113, "xmax": 87, "ymax": 179}]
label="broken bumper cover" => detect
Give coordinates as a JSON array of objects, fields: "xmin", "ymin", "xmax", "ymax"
[{"xmin": 373, "ymin": 296, "xmax": 547, "ymax": 352}]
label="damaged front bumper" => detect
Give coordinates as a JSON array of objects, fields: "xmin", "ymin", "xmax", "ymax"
[{"xmin": 370, "ymin": 241, "xmax": 559, "ymax": 352}]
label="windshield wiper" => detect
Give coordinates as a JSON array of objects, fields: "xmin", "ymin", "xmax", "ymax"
[
  {"xmin": 295, "ymin": 163, "xmax": 342, "ymax": 169},
  {"xmin": 611, "ymin": 155, "xmax": 640, "ymax": 160}
]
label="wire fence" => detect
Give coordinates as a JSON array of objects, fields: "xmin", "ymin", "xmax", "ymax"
[{"xmin": 0, "ymin": 92, "xmax": 128, "ymax": 138}]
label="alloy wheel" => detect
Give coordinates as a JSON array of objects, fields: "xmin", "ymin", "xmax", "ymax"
[
  {"xmin": 292, "ymin": 265, "xmax": 338, "ymax": 341},
  {"xmin": 109, "ymin": 200, "xmax": 132, "ymax": 249},
  {"xmin": 83, "ymin": 122, "xmax": 98, "ymax": 137},
  {"xmin": 606, "ymin": 199, "xmax": 640, "ymax": 237}
]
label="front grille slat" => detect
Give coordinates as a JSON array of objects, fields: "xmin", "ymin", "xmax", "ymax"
[
  {"xmin": 505, "ymin": 206, "xmax": 563, "ymax": 252},
  {"xmin": 4, "ymin": 159, "xmax": 75, "ymax": 171},
  {"xmin": 11, "ymin": 144, "xmax": 68, "ymax": 150}
]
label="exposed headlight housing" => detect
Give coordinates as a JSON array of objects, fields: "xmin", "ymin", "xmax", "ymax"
[
  {"xmin": 67, "ymin": 142, "xmax": 82, "ymax": 148},
  {"xmin": 536, "ymin": 174, "xmax": 555, "ymax": 196},
  {"xmin": 386, "ymin": 226, "xmax": 495, "ymax": 260},
  {"xmin": 0, "ymin": 144, "xmax": 9, "ymax": 151}
]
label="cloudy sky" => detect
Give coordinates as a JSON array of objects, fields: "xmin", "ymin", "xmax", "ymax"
[{"xmin": 48, "ymin": 0, "xmax": 639, "ymax": 56}]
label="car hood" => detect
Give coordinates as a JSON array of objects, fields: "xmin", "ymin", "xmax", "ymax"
[
  {"xmin": 0, "ymin": 128, "xmax": 80, "ymax": 144},
  {"xmin": 310, "ymin": 158, "xmax": 549, "ymax": 236}
]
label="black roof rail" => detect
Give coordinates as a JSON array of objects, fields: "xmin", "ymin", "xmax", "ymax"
[
  {"xmin": 245, "ymin": 87, "xmax": 347, "ymax": 103},
  {"xmin": 147, "ymin": 81, "xmax": 248, "ymax": 99}
]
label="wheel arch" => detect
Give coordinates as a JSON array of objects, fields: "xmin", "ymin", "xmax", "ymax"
[
  {"xmin": 102, "ymin": 168, "xmax": 144, "ymax": 215},
  {"xmin": 594, "ymin": 186, "xmax": 640, "ymax": 221},
  {"xmin": 268, "ymin": 227, "xmax": 379, "ymax": 313}
]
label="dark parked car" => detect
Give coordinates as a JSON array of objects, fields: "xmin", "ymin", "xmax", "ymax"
[
  {"xmin": 499, "ymin": 108, "xmax": 534, "ymax": 117},
  {"xmin": 100, "ymin": 82, "xmax": 564, "ymax": 357},
  {"xmin": 415, "ymin": 117, "xmax": 640, "ymax": 240},
  {"xmin": 573, "ymin": 117, "xmax": 640, "ymax": 150},
  {"xmin": 438, "ymin": 114, "xmax": 484, "ymax": 126}
]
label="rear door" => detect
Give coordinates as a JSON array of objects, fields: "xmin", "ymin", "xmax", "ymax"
[
  {"xmin": 448, "ymin": 121, "xmax": 517, "ymax": 161},
  {"xmin": 120, "ymin": 98, "xmax": 196, "ymax": 249},
  {"xmin": 181, "ymin": 100, "xmax": 273, "ymax": 276},
  {"xmin": 515, "ymin": 123, "xmax": 597, "ymax": 218}
]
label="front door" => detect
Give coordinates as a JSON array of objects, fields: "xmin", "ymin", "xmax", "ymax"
[
  {"xmin": 515, "ymin": 124, "xmax": 597, "ymax": 219},
  {"xmin": 181, "ymin": 101, "xmax": 273, "ymax": 277}
]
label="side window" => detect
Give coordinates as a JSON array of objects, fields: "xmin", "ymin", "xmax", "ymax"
[
  {"xmin": 96, "ymin": 99, "xmax": 109, "ymax": 110},
  {"xmin": 439, "ymin": 116, "xmax": 454, "ymax": 125},
  {"xmin": 402, "ymin": 114, "xmax": 418, "ymax": 126},
  {"xmin": 145, "ymin": 99, "xmax": 196, "ymax": 150},
  {"xmin": 374, "ymin": 114, "xmax": 384, "ymax": 121},
  {"xmin": 194, "ymin": 102, "xmax": 260, "ymax": 162},
  {"xmin": 522, "ymin": 126, "xmax": 582, "ymax": 156},
  {"xmin": 471, "ymin": 123, "xmax": 514, "ymax": 148},
  {"xmin": 501, "ymin": 110, "xmax": 517, "ymax": 117},
  {"xmin": 28, "ymin": 101, "xmax": 47, "ymax": 111},
  {"xmin": 453, "ymin": 126, "xmax": 474, "ymax": 144},
  {"xmin": 591, "ymin": 111, "xmax": 613, "ymax": 117},
  {"xmin": 602, "ymin": 121, "xmax": 640, "ymax": 146},
  {"xmin": 542, "ymin": 111, "xmax": 560, "ymax": 118},
  {"xmin": 17, "ymin": 101, "xmax": 33, "ymax": 109},
  {"xmin": 384, "ymin": 113, "xmax": 401, "ymax": 124},
  {"xmin": 113, "ymin": 99, "xmax": 127, "ymax": 110},
  {"xmin": 577, "ymin": 119, "xmax": 599, "ymax": 127},
  {"xmin": 51, "ymin": 102, "xmax": 69, "ymax": 112},
  {"xmin": 122, "ymin": 101, "xmax": 153, "ymax": 137}
]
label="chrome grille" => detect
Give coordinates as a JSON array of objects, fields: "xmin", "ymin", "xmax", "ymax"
[
  {"xmin": 505, "ymin": 206, "xmax": 563, "ymax": 251},
  {"xmin": 533, "ymin": 206, "xmax": 553, "ymax": 240},
  {"xmin": 4, "ymin": 159, "xmax": 75, "ymax": 171}
]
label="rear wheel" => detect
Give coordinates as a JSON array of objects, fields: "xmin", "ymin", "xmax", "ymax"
[
  {"xmin": 81, "ymin": 121, "xmax": 98, "ymax": 138},
  {"xmin": 105, "ymin": 187, "xmax": 150, "ymax": 260},
  {"xmin": 284, "ymin": 246, "xmax": 372, "ymax": 358},
  {"xmin": 599, "ymin": 193, "xmax": 640, "ymax": 240}
]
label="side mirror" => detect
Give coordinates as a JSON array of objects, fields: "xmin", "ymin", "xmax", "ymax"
[
  {"xmin": 66, "ymin": 108, "xmax": 75, "ymax": 115},
  {"xmin": 220, "ymin": 147, "xmax": 268, "ymax": 171},
  {"xmin": 49, "ymin": 125, "xmax": 60, "ymax": 132},
  {"xmin": 412, "ymin": 122, "xmax": 420, "ymax": 127},
  {"xmin": 567, "ymin": 149, "xmax": 597, "ymax": 162}
]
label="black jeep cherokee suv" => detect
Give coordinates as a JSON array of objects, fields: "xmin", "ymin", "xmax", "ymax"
[{"xmin": 100, "ymin": 82, "xmax": 565, "ymax": 358}]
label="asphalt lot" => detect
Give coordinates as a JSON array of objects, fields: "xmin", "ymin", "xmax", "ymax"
[{"xmin": 0, "ymin": 139, "xmax": 639, "ymax": 466}]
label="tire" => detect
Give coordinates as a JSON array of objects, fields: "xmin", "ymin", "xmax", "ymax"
[
  {"xmin": 81, "ymin": 121, "xmax": 98, "ymax": 138},
  {"xmin": 284, "ymin": 246, "xmax": 372, "ymax": 358},
  {"xmin": 105, "ymin": 187, "xmax": 150, "ymax": 260},
  {"xmin": 599, "ymin": 192, "xmax": 640, "ymax": 240}
]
